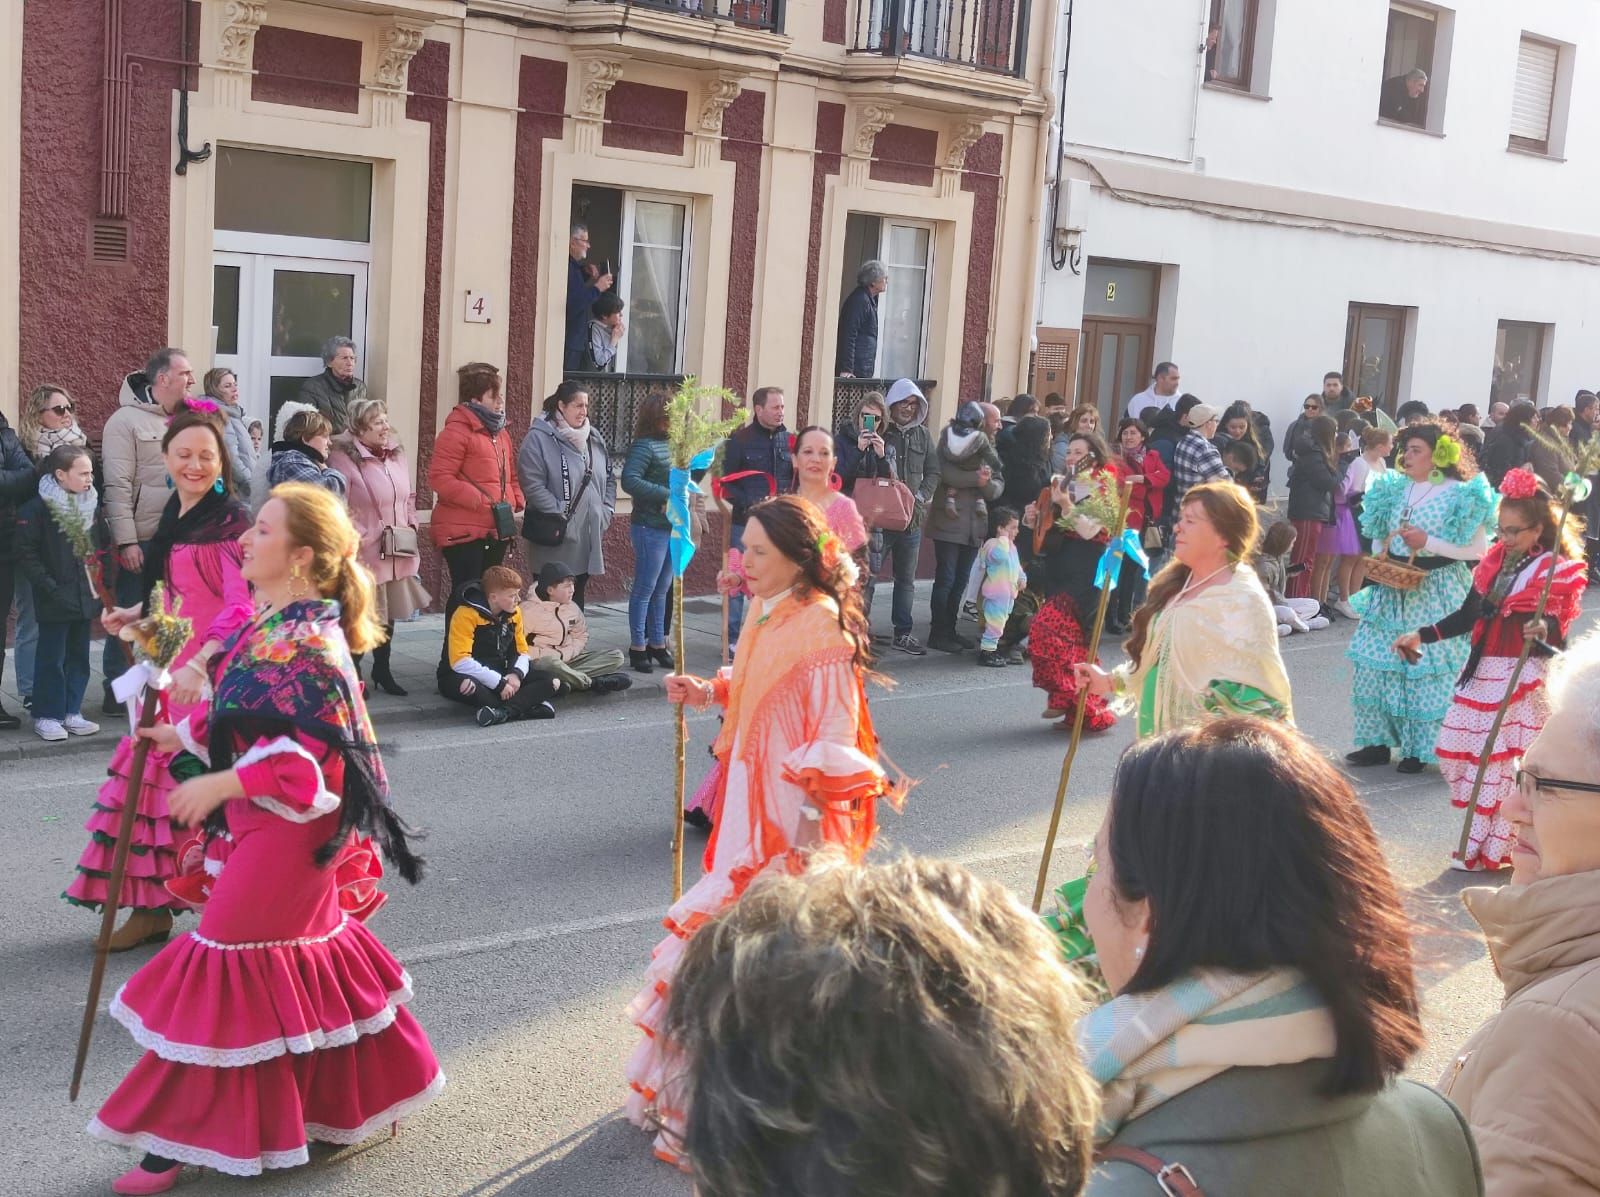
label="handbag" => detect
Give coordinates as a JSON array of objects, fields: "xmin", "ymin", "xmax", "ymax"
[
  {"xmin": 855, "ymin": 457, "xmax": 915, "ymax": 532},
  {"xmin": 523, "ymin": 446, "xmax": 594, "ymax": 548},
  {"xmin": 1095, "ymin": 1146, "xmax": 1205, "ymax": 1196},
  {"xmin": 1142, "ymin": 523, "xmax": 1166, "ymax": 552},
  {"xmin": 468, "ymin": 437, "xmax": 517, "ymax": 543},
  {"xmin": 379, "ymin": 525, "xmax": 420, "ymax": 559}
]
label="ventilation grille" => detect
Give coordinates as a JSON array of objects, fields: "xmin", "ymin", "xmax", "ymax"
[{"xmin": 89, "ymin": 220, "xmax": 130, "ymax": 263}]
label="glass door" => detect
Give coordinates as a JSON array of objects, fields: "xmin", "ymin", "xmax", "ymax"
[{"xmin": 618, "ymin": 193, "xmax": 690, "ymax": 376}]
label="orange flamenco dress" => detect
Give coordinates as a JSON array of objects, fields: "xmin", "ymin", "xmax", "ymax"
[{"xmin": 624, "ymin": 587, "xmax": 900, "ymax": 1166}]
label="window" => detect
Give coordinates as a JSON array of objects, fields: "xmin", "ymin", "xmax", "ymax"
[
  {"xmin": 1344, "ymin": 303, "xmax": 1410, "ymax": 415},
  {"xmin": 1492, "ymin": 322, "xmax": 1548, "ymax": 407},
  {"xmin": 839, "ymin": 213, "xmax": 934, "ymax": 380},
  {"xmin": 1378, "ymin": 5, "xmax": 1437, "ymax": 129},
  {"xmin": 215, "ymin": 148, "xmax": 372, "ymax": 242},
  {"xmin": 1205, "ymin": 0, "xmax": 1259, "ymax": 90},
  {"xmin": 1510, "ymin": 36, "xmax": 1559, "ymax": 154},
  {"xmin": 571, "ymin": 184, "xmax": 692, "ymax": 375}
]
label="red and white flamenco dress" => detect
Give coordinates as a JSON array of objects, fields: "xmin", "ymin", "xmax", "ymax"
[{"xmin": 87, "ymin": 724, "xmax": 444, "ymax": 1175}]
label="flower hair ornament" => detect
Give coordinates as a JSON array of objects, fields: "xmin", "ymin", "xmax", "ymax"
[
  {"xmin": 814, "ymin": 530, "xmax": 859, "ymax": 589},
  {"xmin": 1429, "ymin": 434, "xmax": 1462, "ymax": 483},
  {"xmin": 1498, "ymin": 467, "xmax": 1540, "ymax": 501},
  {"xmin": 180, "ymin": 396, "xmax": 222, "ymax": 416}
]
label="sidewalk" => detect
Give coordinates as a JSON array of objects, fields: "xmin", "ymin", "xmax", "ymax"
[{"xmin": 0, "ymin": 581, "xmax": 948, "ymax": 762}]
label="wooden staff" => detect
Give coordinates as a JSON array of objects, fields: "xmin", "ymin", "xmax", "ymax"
[
  {"xmin": 1454, "ymin": 502, "xmax": 1576, "ymax": 861},
  {"xmin": 716, "ymin": 494, "xmax": 733, "ymax": 667},
  {"xmin": 1032, "ymin": 481, "xmax": 1134, "ymax": 913},
  {"xmin": 671, "ymin": 567, "xmax": 690, "ymax": 902},
  {"xmin": 70, "ymin": 683, "xmax": 162, "ymax": 1101}
]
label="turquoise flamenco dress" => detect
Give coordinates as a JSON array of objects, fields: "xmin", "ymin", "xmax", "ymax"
[{"xmin": 1346, "ymin": 471, "xmax": 1496, "ymax": 763}]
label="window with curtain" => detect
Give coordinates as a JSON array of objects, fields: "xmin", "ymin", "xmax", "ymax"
[
  {"xmin": 1205, "ymin": 0, "xmax": 1258, "ymax": 90},
  {"xmin": 1510, "ymin": 36, "xmax": 1559, "ymax": 153}
]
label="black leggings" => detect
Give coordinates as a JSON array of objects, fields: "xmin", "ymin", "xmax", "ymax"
[
  {"xmin": 441, "ymin": 539, "xmax": 510, "ymax": 603},
  {"xmin": 438, "ymin": 670, "xmax": 560, "ymax": 715}
]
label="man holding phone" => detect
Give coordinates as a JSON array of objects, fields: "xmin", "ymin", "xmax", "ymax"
[{"xmin": 564, "ymin": 223, "xmax": 614, "ymax": 371}]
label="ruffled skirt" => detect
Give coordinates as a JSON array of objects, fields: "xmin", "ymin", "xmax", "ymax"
[{"xmin": 63, "ymin": 737, "xmax": 187, "ymax": 914}]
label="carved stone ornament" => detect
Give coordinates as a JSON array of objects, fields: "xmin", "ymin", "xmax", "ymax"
[
  {"xmin": 217, "ymin": 0, "xmax": 268, "ymax": 70},
  {"xmin": 944, "ymin": 119, "xmax": 986, "ymax": 171},
  {"xmin": 852, "ymin": 102, "xmax": 897, "ymax": 156},
  {"xmin": 373, "ymin": 19, "xmax": 430, "ymax": 92},
  {"xmin": 698, "ymin": 75, "xmax": 743, "ymax": 135},
  {"xmin": 577, "ymin": 57, "xmax": 624, "ymax": 121}
]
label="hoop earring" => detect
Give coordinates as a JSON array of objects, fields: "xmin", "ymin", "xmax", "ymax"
[
  {"xmin": 213, "ymin": 477, "xmax": 225, "ymax": 495},
  {"xmin": 290, "ymin": 564, "xmax": 309, "ymax": 598}
]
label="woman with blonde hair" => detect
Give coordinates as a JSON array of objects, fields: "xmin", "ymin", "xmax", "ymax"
[
  {"xmin": 90, "ymin": 483, "xmax": 442, "ymax": 1192},
  {"xmin": 202, "ymin": 367, "xmax": 255, "ymax": 500},
  {"xmin": 1077, "ymin": 480, "xmax": 1293, "ymax": 737}
]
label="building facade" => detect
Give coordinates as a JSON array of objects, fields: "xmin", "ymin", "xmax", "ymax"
[
  {"xmin": 1, "ymin": 0, "xmax": 1055, "ymax": 598},
  {"xmin": 1037, "ymin": 0, "xmax": 1600, "ymax": 452}
]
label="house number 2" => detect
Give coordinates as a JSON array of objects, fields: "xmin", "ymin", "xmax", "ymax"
[{"xmin": 1106, "ymin": 281, "xmax": 1117, "ymax": 302}]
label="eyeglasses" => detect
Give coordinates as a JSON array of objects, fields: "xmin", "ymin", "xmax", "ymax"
[
  {"xmin": 1496, "ymin": 524, "xmax": 1532, "ymax": 538},
  {"xmin": 45, "ymin": 404, "xmax": 73, "ymax": 416},
  {"xmin": 1515, "ymin": 760, "xmax": 1600, "ymax": 801},
  {"xmin": 1303, "ymin": 404, "xmax": 1321, "ymax": 411}
]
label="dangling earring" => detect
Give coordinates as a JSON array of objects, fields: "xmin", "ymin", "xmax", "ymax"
[
  {"xmin": 164, "ymin": 473, "xmax": 174, "ymax": 489},
  {"xmin": 290, "ymin": 564, "xmax": 308, "ymax": 598},
  {"xmin": 213, "ymin": 477, "xmax": 225, "ymax": 495}
]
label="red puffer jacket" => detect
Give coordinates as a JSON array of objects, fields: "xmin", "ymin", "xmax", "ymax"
[{"xmin": 427, "ymin": 405, "xmax": 524, "ymax": 547}]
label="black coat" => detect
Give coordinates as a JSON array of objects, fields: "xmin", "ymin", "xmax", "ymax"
[
  {"xmin": 14, "ymin": 494, "xmax": 100, "ymax": 621},
  {"xmin": 1480, "ymin": 427, "xmax": 1533, "ymax": 488},
  {"xmin": 722, "ymin": 420, "xmax": 795, "ymax": 523},
  {"xmin": 833, "ymin": 418, "xmax": 891, "ymax": 497},
  {"xmin": 1286, "ymin": 448, "xmax": 1338, "ymax": 523},
  {"xmin": 0, "ymin": 416, "xmax": 35, "ymax": 563},
  {"xmin": 835, "ymin": 285, "xmax": 880, "ymax": 378}
]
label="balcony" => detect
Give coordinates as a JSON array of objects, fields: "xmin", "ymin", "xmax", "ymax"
[
  {"xmin": 568, "ymin": 372, "xmax": 686, "ymax": 460},
  {"xmin": 849, "ymin": 0, "xmax": 1029, "ymax": 76},
  {"xmin": 832, "ymin": 377, "xmax": 937, "ymax": 428},
  {"xmin": 573, "ymin": 0, "xmax": 784, "ymax": 34}
]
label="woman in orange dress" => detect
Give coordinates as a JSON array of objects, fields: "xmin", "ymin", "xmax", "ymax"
[{"xmin": 624, "ymin": 495, "xmax": 901, "ymax": 1167}]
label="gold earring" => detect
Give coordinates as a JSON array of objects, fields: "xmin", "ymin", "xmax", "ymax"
[{"xmin": 290, "ymin": 564, "xmax": 308, "ymax": 598}]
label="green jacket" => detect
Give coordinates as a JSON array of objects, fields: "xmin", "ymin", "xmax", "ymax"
[
  {"xmin": 1089, "ymin": 1061, "xmax": 1482, "ymax": 1197},
  {"xmin": 621, "ymin": 435, "xmax": 672, "ymax": 531}
]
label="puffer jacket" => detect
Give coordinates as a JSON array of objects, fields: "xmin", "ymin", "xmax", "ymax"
[
  {"xmin": 428, "ymin": 404, "xmax": 524, "ymax": 549},
  {"xmin": 520, "ymin": 594, "xmax": 588, "ymax": 662},
  {"xmin": 268, "ymin": 442, "xmax": 348, "ymax": 497},
  {"xmin": 296, "ymin": 369, "xmax": 367, "ymax": 435},
  {"xmin": 621, "ymin": 435, "xmax": 671, "ymax": 531},
  {"xmin": 1443, "ymin": 870, "xmax": 1600, "ymax": 1196},
  {"xmin": 923, "ymin": 425, "xmax": 1003, "ymax": 547},
  {"xmin": 879, "ymin": 379, "xmax": 936, "ymax": 526},
  {"xmin": 1286, "ymin": 447, "xmax": 1338, "ymax": 523},
  {"xmin": 14, "ymin": 491, "xmax": 101, "ymax": 622},
  {"xmin": 0, "ymin": 414, "xmax": 35, "ymax": 561},
  {"xmin": 213, "ymin": 397, "xmax": 256, "ymax": 499},
  {"xmin": 101, "ymin": 373, "xmax": 172, "ymax": 547},
  {"xmin": 327, "ymin": 434, "xmax": 420, "ymax": 586}
]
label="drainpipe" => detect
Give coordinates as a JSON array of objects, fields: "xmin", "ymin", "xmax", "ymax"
[{"xmin": 1186, "ymin": 0, "xmax": 1208, "ymax": 164}]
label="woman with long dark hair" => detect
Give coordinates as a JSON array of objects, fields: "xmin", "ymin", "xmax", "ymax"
[
  {"xmin": 1109, "ymin": 417, "xmax": 1170, "ymax": 632},
  {"xmin": 1285, "ymin": 413, "xmax": 1339, "ymax": 600},
  {"xmin": 90, "ymin": 483, "xmax": 441, "ymax": 1191},
  {"xmin": 625, "ymin": 495, "xmax": 901, "ymax": 1168},
  {"xmin": 1000, "ymin": 414, "xmax": 1052, "ymax": 564},
  {"xmin": 1080, "ymin": 719, "xmax": 1480, "ymax": 1195},
  {"xmin": 1213, "ymin": 401, "xmax": 1269, "ymax": 503},
  {"xmin": 620, "ymin": 393, "xmax": 676, "ymax": 673},
  {"xmin": 64, "ymin": 404, "xmax": 254, "ymax": 950}
]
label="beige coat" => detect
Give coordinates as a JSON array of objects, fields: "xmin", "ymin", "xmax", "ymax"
[
  {"xmin": 101, "ymin": 373, "xmax": 174, "ymax": 546},
  {"xmin": 519, "ymin": 595, "xmax": 588, "ymax": 662},
  {"xmin": 1442, "ymin": 871, "xmax": 1600, "ymax": 1196}
]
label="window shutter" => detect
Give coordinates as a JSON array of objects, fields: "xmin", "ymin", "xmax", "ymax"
[{"xmin": 1511, "ymin": 37, "xmax": 1558, "ymax": 143}]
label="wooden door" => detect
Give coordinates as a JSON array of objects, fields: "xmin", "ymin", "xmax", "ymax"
[
  {"xmin": 1032, "ymin": 327, "xmax": 1081, "ymax": 402},
  {"xmin": 1079, "ymin": 318, "xmax": 1153, "ymax": 426}
]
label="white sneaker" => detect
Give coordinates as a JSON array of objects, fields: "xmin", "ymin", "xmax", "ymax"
[
  {"xmin": 1306, "ymin": 615, "xmax": 1331, "ymax": 631},
  {"xmin": 1276, "ymin": 624, "xmax": 1292, "ymax": 638},
  {"xmin": 63, "ymin": 714, "xmax": 100, "ymax": 736},
  {"xmin": 1335, "ymin": 600, "xmax": 1359, "ymax": 620},
  {"xmin": 33, "ymin": 718, "xmax": 67, "ymax": 742},
  {"xmin": 1286, "ymin": 611, "xmax": 1311, "ymax": 633}
]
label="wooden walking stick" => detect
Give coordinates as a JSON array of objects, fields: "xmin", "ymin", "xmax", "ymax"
[
  {"xmin": 1033, "ymin": 481, "xmax": 1135, "ymax": 912},
  {"xmin": 716, "ymin": 493, "xmax": 733, "ymax": 667},
  {"xmin": 70, "ymin": 583, "xmax": 193, "ymax": 1100}
]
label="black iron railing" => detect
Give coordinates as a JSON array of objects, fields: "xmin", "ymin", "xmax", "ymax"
[
  {"xmin": 577, "ymin": 0, "xmax": 784, "ymax": 33},
  {"xmin": 567, "ymin": 372, "xmax": 684, "ymax": 460},
  {"xmin": 850, "ymin": 0, "xmax": 1028, "ymax": 75},
  {"xmin": 831, "ymin": 378, "xmax": 937, "ymax": 430}
]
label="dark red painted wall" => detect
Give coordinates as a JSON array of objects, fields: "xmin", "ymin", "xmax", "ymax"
[
  {"xmin": 870, "ymin": 125, "xmax": 938, "ymax": 187},
  {"xmin": 18, "ymin": 1, "xmax": 185, "ymax": 428},
  {"xmin": 823, "ymin": 0, "xmax": 848, "ymax": 43},
  {"xmin": 959, "ymin": 133, "xmax": 1003, "ymax": 401},
  {"xmin": 406, "ymin": 40, "xmax": 450, "ymax": 521},
  {"xmin": 797, "ymin": 102, "xmax": 845, "ymax": 426},
  {"xmin": 720, "ymin": 90, "xmax": 765, "ymax": 403},
  {"xmin": 603, "ymin": 83, "xmax": 688, "ymax": 156},
  {"xmin": 251, "ymin": 27, "xmax": 362, "ymax": 112}
]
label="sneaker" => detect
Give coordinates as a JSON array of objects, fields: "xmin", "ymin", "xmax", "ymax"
[
  {"xmin": 33, "ymin": 718, "xmax": 68, "ymax": 742},
  {"xmin": 593, "ymin": 673, "xmax": 634, "ymax": 693},
  {"xmin": 1334, "ymin": 600, "xmax": 1359, "ymax": 620},
  {"xmin": 63, "ymin": 714, "xmax": 101, "ymax": 736},
  {"xmin": 475, "ymin": 706, "xmax": 510, "ymax": 728},
  {"xmin": 1276, "ymin": 623, "xmax": 1292, "ymax": 638},
  {"xmin": 20, "ymin": 694, "xmax": 31, "ymax": 711},
  {"xmin": 1344, "ymin": 745, "xmax": 1391, "ymax": 767},
  {"xmin": 891, "ymin": 633, "xmax": 927, "ymax": 656},
  {"xmin": 525, "ymin": 701, "xmax": 557, "ymax": 721},
  {"xmin": 961, "ymin": 601, "xmax": 979, "ymax": 621},
  {"xmin": 1286, "ymin": 610, "xmax": 1310, "ymax": 633},
  {"xmin": 1305, "ymin": 615, "xmax": 1331, "ymax": 631},
  {"xmin": 976, "ymin": 650, "xmax": 1007, "ymax": 667}
]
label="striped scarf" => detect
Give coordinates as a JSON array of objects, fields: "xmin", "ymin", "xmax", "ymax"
[{"xmin": 1077, "ymin": 966, "xmax": 1336, "ymax": 1139}]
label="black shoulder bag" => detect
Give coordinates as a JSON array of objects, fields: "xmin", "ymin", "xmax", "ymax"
[{"xmin": 523, "ymin": 444, "xmax": 594, "ymax": 548}]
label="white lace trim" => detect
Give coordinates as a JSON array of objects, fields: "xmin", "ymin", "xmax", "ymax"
[
  {"xmin": 189, "ymin": 912, "xmax": 352, "ymax": 951},
  {"xmin": 86, "ymin": 1118, "xmax": 309, "ymax": 1177},
  {"xmin": 235, "ymin": 736, "xmax": 341, "ymax": 822},
  {"xmin": 305, "ymin": 1069, "xmax": 447, "ymax": 1145},
  {"xmin": 109, "ymin": 972, "xmax": 415, "ymax": 1067},
  {"xmin": 174, "ymin": 716, "xmax": 210, "ymax": 766}
]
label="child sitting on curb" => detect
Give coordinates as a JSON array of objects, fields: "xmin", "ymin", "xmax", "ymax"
[
  {"xmin": 521, "ymin": 562, "xmax": 633, "ymax": 694},
  {"xmin": 1255, "ymin": 521, "xmax": 1329, "ymax": 637},
  {"xmin": 438, "ymin": 565, "xmax": 562, "ymax": 727}
]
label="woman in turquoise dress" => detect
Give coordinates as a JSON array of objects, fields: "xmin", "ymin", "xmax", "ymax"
[{"xmin": 1345, "ymin": 425, "xmax": 1495, "ymax": 774}]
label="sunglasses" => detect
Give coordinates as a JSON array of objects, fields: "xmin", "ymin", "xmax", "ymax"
[
  {"xmin": 1303, "ymin": 403, "xmax": 1322, "ymax": 411},
  {"xmin": 45, "ymin": 404, "xmax": 74, "ymax": 416}
]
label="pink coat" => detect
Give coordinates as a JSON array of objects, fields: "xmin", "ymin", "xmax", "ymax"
[{"xmin": 329, "ymin": 435, "xmax": 422, "ymax": 586}]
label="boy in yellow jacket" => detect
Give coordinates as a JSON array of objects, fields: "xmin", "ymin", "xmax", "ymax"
[{"xmin": 438, "ymin": 565, "xmax": 563, "ymax": 726}]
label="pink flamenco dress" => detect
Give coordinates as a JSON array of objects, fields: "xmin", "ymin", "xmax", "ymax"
[
  {"xmin": 64, "ymin": 502, "xmax": 253, "ymax": 927},
  {"xmin": 625, "ymin": 589, "xmax": 900, "ymax": 1168},
  {"xmin": 88, "ymin": 598, "xmax": 443, "ymax": 1185}
]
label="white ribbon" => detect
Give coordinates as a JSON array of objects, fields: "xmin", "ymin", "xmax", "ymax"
[{"xmin": 111, "ymin": 660, "xmax": 174, "ymax": 739}]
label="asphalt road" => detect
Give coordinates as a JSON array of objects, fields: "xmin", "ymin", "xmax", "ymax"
[{"xmin": 5, "ymin": 602, "xmax": 1556, "ymax": 1197}]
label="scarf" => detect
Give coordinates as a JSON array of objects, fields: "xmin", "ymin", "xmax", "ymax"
[
  {"xmin": 32, "ymin": 421, "xmax": 89, "ymax": 457},
  {"xmin": 272, "ymin": 437, "xmax": 326, "ymax": 464},
  {"xmin": 1078, "ymin": 967, "xmax": 1336, "ymax": 1139},
  {"xmin": 142, "ymin": 486, "xmax": 252, "ymax": 603},
  {"xmin": 554, "ymin": 410, "xmax": 592, "ymax": 453},
  {"xmin": 326, "ymin": 369, "xmax": 360, "ymax": 394},
  {"xmin": 466, "ymin": 402, "xmax": 505, "ymax": 435},
  {"xmin": 37, "ymin": 472, "xmax": 98, "ymax": 538}
]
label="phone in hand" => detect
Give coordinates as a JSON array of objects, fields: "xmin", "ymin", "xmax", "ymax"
[
  {"xmin": 863, "ymin": 413, "xmax": 877, "ymax": 433},
  {"xmin": 1286, "ymin": 562, "xmax": 1307, "ymax": 577}
]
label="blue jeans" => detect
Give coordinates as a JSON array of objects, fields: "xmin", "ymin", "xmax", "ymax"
[
  {"xmin": 727, "ymin": 521, "xmax": 748, "ymax": 644},
  {"xmin": 102, "ymin": 541, "xmax": 148, "ymax": 692},
  {"xmin": 629, "ymin": 523, "xmax": 674, "ymax": 648},
  {"xmin": 931, "ymin": 540, "xmax": 979, "ymax": 634},
  {"xmin": 35, "ymin": 619, "xmax": 91, "ymax": 721},
  {"xmin": 13, "ymin": 573, "xmax": 37, "ymax": 697},
  {"xmin": 871, "ymin": 526, "xmax": 921, "ymax": 636}
]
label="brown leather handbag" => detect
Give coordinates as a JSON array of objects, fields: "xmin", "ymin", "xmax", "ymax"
[
  {"xmin": 855, "ymin": 463, "xmax": 915, "ymax": 532},
  {"xmin": 1095, "ymin": 1145, "xmax": 1206, "ymax": 1196}
]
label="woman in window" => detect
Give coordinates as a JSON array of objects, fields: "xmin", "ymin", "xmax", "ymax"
[{"xmin": 516, "ymin": 381, "xmax": 616, "ymax": 611}]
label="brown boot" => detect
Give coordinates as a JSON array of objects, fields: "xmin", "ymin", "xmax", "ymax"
[{"xmin": 107, "ymin": 909, "xmax": 173, "ymax": 952}]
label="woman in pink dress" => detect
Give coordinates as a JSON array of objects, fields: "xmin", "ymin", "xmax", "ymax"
[
  {"xmin": 89, "ymin": 482, "xmax": 442, "ymax": 1193},
  {"xmin": 793, "ymin": 424, "xmax": 870, "ymax": 556},
  {"xmin": 65, "ymin": 404, "xmax": 253, "ymax": 950}
]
